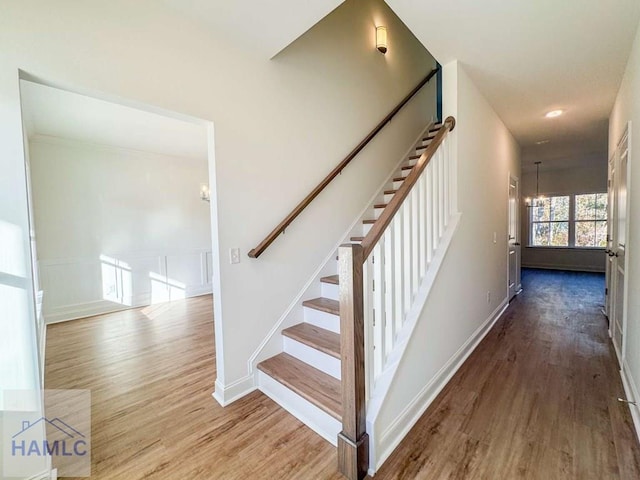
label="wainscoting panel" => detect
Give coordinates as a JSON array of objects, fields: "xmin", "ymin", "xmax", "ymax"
[{"xmin": 41, "ymin": 249, "xmax": 213, "ymax": 323}]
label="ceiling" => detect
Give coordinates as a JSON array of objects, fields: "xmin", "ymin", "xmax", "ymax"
[
  {"xmin": 20, "ymin": 81, "xmax": 208, "ymax": 161},
  {"xmin": 160, "ymin": 0, "xmax": 343, "ymax": 58},
  {"xmin": 386, "ymin": 0, "xmax": 640, "ymax": 172}
]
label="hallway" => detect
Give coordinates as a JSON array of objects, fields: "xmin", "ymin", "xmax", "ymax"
[
  {"xmin": 43, "ymin": 270, "xmax": 640, "ymax": 479},
  {"xmin": 376, "ymin": 269, "xmax": 640, "ymax": 479}
]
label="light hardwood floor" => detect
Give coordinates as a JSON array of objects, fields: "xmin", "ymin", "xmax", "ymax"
[{"xmin": 45, "ymin": 270, "xmax": 640, "ymax": 479}]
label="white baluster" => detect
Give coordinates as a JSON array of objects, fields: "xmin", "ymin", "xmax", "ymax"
[
  {"xmin": 418, "ymin": 169, "xmax": 427, "ymax": 277},
  {"xmin": 383, "ymin": 225, "xmax": 395, "ymax": 359},
  {"xmin": 443, "ymin": 136, "xmax": 450, "ymax": 224},
  {"xmin": 363, "ymin": 253, "xmax": 374, "ymax": 389},
  {"xmin": 438, "ymin": 147, "xmax": 445, "ymax": 237},
  {"xmin": 372, "ymin": 241, "xmax": 385, "ymax": 378},
  {"xmin": 402, "ymin": 200, "xmax": 412, "ymax": 316},
  {"xmin": 431, "ymin": 153, "xmax": 439, "ymax": 250},
  {"xmin": 426, "ymin": 163, "xmax": 434, "ymax": 265},
  {"xmin": 410, "ymin": 186, "xmax": 419, "ymax": 296},
  {"xmin": 393, "ymin": 213, "xmax": 404, "ymax": 333}
]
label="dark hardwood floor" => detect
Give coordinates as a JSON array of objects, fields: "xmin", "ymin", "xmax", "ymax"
[{"xmin": 45, "ymin": 270, "xmax": 640, "ymax": 479}]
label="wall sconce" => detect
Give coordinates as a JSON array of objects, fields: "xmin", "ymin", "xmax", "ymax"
[
  {"xmin": 200, "ymin": 183, "xmax": 211, "ymax": 203},
  {"xmin": 376, "ymin": 26, "xmax": 387, "ymax": 54}
]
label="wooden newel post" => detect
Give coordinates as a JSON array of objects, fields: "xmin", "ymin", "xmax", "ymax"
[{"xmin": 337, "ymin": 243, "xmax": 369, "ymax": 480}]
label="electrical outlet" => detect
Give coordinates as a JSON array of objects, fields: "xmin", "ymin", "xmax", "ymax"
[
  {"xmin": 487, "ymin": 291, "xmax": 491, "ymax": 304},
  {"xmin": 229, "ymin": 248, "xmax": 240, "ymax": 264}
]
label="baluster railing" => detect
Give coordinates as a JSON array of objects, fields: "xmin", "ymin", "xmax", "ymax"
[{"xmin": 338, "ymin": 117, "xmax": 456, "ymax": 480}]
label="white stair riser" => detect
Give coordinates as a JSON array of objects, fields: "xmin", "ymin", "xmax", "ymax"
[
  {"xmin": 384, "ymin": 193, "xmax": 395, "ymax": 203},
  {"xmin": 363, "ymin": 223, "xmax": 373, "ymax": 235},
  {"xmin": 399, "ymin": 169, "xmax": 410, "ymax": 178},
  {"xmin": 283, "ymin": 337, "xmax": 341, "ymax": 380},
  {"xmin": 304, "ymin": 307, "xmax": 340, "ymax": 333},
  {"xmin": 321, "ymin": 282, "xmax": 339, "ymax": 301},
  {"xmin": 393, "ymin": 179, "xmax": 404, "ymax": 189},
  {"xmin": 257, "ymin": 371, "xmax": 341, "ymax": 446}
]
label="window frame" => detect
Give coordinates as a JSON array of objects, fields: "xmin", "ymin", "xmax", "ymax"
[
  {"xmin": 527, "ymin": 191, "xmax": 608, "ymax": 250},
  {"xmin": 529, "ymin": 195, "xmax": 570, "ymax": 247}
]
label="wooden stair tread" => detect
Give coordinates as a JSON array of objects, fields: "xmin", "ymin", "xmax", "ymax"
[
  {"xmin": 393, "ymin": 176, "xmax": 406, "ymax": 182},
  {"xmin": 421, "ymin": 136, "xmax": 436, "ymax": 142},
  {"xmin": 363, "ymin": 219, "xmax": 376, "ymax": 224},
  {"xmin": 409, "ymin": 155, "xmax": 421, "ymax": 160},
  {"xmin": 282, "ymin": 323, "xmax": 340, "ymax": 358},
  {"xmin": 302, "ymin": 297, "xmax": 339, "ymax": 315},
  {"xmin": 416, "ymin": 144, "xmax": 431, "ymax": 150},
  {"xmin": 257, "ymin": 353, "xmax": 342, "ymax": 420},
  {"xmin": 384, "ymin": 189, "xmax": 397, "ymax": 195},
  {"xmin": 374, "ymin": 203, "xmax": 387, "ymax": 209},
  {"xmin": 401, "ymin": 165, "xmax": 414, "ymax": 170},
  {"xmin": 350, "ymin": 236, "xmax": 364, "ymax": 242},
  {"xmin": 320, "ymin": 274, "xmax": 339, "ymax": 285}
]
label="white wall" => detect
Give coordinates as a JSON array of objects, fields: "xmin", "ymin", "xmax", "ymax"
[
  {"xmin": 370, "ymin": 61, "xmax": 521, "ymax": 468},
  {"xmin": 28, "ymin": 137, "xmax": 212, "ymax": 323},
  {"xmin": 609, "ymin": 17, "xmax": 640, "ymax": 438},
  {"xmin": 521, "ymin": 164, "xmax": 608, "ymax": 272},
  {"xmin": 0, "ymin": 0, "xmax": 436, "ymax": 400}
]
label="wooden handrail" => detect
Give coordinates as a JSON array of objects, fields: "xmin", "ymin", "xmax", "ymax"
[
  {"xmin": 338, "ymin": 115, "xmax": 455, "ymax": 479},
  {"xmin": 248, "ymin": 67, "xmax": 440, "ymax": 259},
  {"xmin": 360, "ymin": 116, "xmax": 456, "ymax": 260}
]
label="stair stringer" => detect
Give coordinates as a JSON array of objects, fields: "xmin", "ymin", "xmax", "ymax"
[
  {"xmin": 247, "ymin": 121, "xmax": 437, "ymax": 378},
  {"xmin": 365, "ymin": 212, "xmax": 462, "ymax": 475}
]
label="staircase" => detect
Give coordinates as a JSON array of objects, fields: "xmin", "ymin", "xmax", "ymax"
[{"xmin": 256, "ymin": 123, "xmax": 445, "ymax": 445}]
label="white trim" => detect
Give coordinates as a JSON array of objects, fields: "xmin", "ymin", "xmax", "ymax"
[
  {"xmin": 621, "ymin": 121, "xmax": 632, "ymax": 365},
  {"xmin": 369, "ymin": 297, "xmax": 509, "ymax": 475},
  {"xmin": 212, "ymin": 375, "xmax": 256, "ymax": 407},
  {"xmin": 44, "ymin": 289, "xmax": 213, "ymax": 324},
  {"xmin": 256, "ymin": 371, "xmax": 341, "ymax": 445},
  {"xmin": 246, "ymin": 122, "xmax": 438, "ymax": 375},
  {"xmin": 621, "ymin": 358, "xmax": 640, "ymax": 445},
  {"xmin": 521, "ymin": 263, "xmax": 605, "ymax": 273},
  {"xmin": 25, "ymin": 470, "xmax": 54, "ymax": 480}
]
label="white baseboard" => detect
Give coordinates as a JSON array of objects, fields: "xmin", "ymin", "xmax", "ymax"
[
  {"xmin": 522, "ymin": 263, "xmax": 605, "ymax": 273},
  {"xmin": 370, "ymin": 298, "xmax": 509, "ymax": 475},
  {"xmin": 25, "ymin": 469, "xmax": 54, "ymax": 480},
  {"xmin": 212, "ymin": 375, "xmax": 256, "ymax": 407},
  {"xmin": 257, "ymin": 371, "xmax": 341, "ymax": 445},
  {"xmin": 45, "ymin": 288, "xmax": 213, "ymax": 324},
  {"xmin": 621, "ymin": 359, "xmax": 640, "ymax": 445}
]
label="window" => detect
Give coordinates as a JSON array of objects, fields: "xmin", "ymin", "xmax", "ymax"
[
  {"xmin": 575, "ymin": 193, "xmax": 607, "ymax": 247},
  {"xmin": 528, "ymin": 193, "xmax": 607, "ymax": 248},
  {"xmin": 530, "ymin": 196, "xmax": 570, "ymax": 246}
]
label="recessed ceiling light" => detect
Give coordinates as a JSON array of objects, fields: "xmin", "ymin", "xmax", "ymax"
[
  {"xmin": 545, "ymin": 109, "xmax": 563, "ymax": 118},
  {"xmin": 536, "ymin": 140, "xmax": 550, "ymax": 145}
]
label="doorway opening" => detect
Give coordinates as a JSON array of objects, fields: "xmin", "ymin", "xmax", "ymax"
[{"xmin": 19, "ymin": 77, "xmax": 219, "ymax": 356}]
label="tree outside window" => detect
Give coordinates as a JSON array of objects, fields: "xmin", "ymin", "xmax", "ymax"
[
  {"xmin": 528, "ymin": 193, "xmax": 607, "ymax": 248},
  {"xmin": 531, "ymin": 196, "xmax": 570, "ymax": 246},
  {"xmin": 575, "ymin": 193, "xmax": 607, "ymax": 247}
]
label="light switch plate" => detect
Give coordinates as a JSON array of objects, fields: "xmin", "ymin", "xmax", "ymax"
[{"xmin": 230, "ymin": 248, "xmax": 240, "ymax": 264}]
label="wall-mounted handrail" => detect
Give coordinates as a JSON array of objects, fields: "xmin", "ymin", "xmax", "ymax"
[
  {"xmin": 248, "ymin": 67, "xmax": 440, "ymax": 259},
  {"xmin": 361, "ymin": 116, "xmax": 456, "ymax": 260}
]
